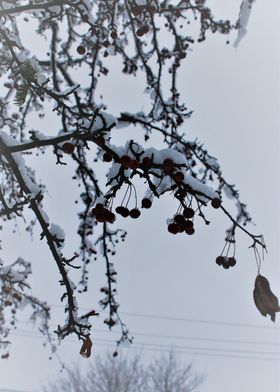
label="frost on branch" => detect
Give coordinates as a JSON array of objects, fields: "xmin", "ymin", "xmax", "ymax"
[
  {"xmin": 0, "ymin": 0, "xmax": 274, "ymax": 358},
  {"xmin": 0, "ymin": 257, "xmax": 52, "ymax": 358}
]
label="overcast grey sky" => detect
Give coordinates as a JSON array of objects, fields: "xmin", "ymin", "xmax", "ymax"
[{"xmin": 1, "ymin": 1, "xmax": 280, "ymax": 391}]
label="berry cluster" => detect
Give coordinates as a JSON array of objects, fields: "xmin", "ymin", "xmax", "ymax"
[
  {"xmin": 215, "ymin": 256, "xmax": 236, "ymax": 269},
  {"xmin": 215, "ymin": 229, "xmax": 236, "ymax": 269},
  {"xmin": 168, "ymin": 207, "xmax": 195, "ymax": 235},
  {"xmin": 115, "ymin": 206, "xmax": 141, "ymax": 219},
  {"xmin": 102, "ymin": 145, "xmax": 224, "ymax": 240},
  {"xmin": 91, "ymin": 203, "xmax": 115, "ymax": 223}
]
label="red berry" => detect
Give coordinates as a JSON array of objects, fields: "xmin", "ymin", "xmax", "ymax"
[
  {"xmin": 130, "ymin": 208, "xmax": 141, "ymax": 219},
  {"xmin": 131, "ymin": 6, "xmax": 142, "ymax": 16},
  {"xmin": 168, "ymin": 223, "xmax": 179, "ymax": 234},
  {"xmin": 129, "ymin": 159, "xmax": 139, "ymax": 170},
  {"xmin": 136, "ymin": 25, "xmax": 149, "ymax": 36},
  {"xmin": 136, "ymin": 28, "xmax": 144, "ymax": 37},
  {"xmin": 110, "ymin": 31, "xmax": 118, "ymax": 39},
  {"xmin": 103, "ymin": 152, "xmax": 112, "ymax": 162},
  {"xmin": 120, "ymin": 155, "xmax": 132, "ymax": 169},
  {"xmin": 141, "ymin": 198, "xmax": 152, "ymax": 209},
  {"xmin": 141, "ymin": 157, "xmax": 152, "ymax": 170},
  {"xmin": 62, "ymin": 142, "xmax": 75, "ymax": 154},
  {"xmin": 146, "ymin": 5, "xmax": 156, "ymax": 13},
  {"xmin": 183, "ymin": 207, "xmax": 194, "ymax": 219},
  {"xmin": 77, "ymin": 45, "xmax": 86, "ymax": 55},
  {"xmin": 173, "ymin": 171, "xmax": 184, "ymax": 183},
  {"xmin": 211, "ymin": 198, "xmax": 221, "ymax": 209},
  {"xmin": 142, "ymin": 25, "xmax": 149, "ymax": 34},
  {"xmin": 103, "ymin": 40, "xmax": 110, "ymax": 48},
  {"xmin": 162, "ymin": 158, "xmax": 174, "ymax": 173}
]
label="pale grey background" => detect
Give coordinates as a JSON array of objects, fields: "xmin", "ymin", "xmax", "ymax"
[{"xmin": 0, "ymin": 1, "xmax": 279, "ymax": 391}]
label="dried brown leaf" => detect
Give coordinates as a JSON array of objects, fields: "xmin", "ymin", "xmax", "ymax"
[{"xmin": 253, "ymin": 275, "xmax": 280, "ymax": 322}]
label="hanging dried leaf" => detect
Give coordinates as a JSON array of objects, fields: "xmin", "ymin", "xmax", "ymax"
[
  {"xmin": 79, "ymin": 336, "xmax": 92, "ymax": 358},
  {"xmin": 253, "ymin": 275, "xmax": 280, "ymax": 322}
]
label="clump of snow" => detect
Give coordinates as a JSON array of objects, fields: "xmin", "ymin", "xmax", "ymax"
[
  {"xmin": 234, "ymin": 0, "xmax": 256, "ymax": 47},
  {"xmin": 90, "ymin": 112, "xmax": 117, "ymax": 133}
]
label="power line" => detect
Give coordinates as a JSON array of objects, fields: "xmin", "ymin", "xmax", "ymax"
[
  {"xmin": 121, "ymin": 311, "xmax": 280, "ymax": 330},
  {"xmin": 17, "ymin": 319, "xmax": 280, "ymax": 347},
  {"xmin": 49, "ymin": 303, "xmax": 280, "ymax": 330},
  {"xmin": 10, "ymin": 329, "xmax": 280, "ymax": 362}
]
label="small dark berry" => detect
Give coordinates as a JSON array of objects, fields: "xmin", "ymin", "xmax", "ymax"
[
  {"xmin": 168, "ymin": 223, "xmax": 179, "ymax": 234},
  {"xmin": 121, "ymin": 207, "xmax": 130, "ymax": 217},
  {"xmin": 115, "ymin": 206, "xmax": 130, "ymax": 217},
  {"xmin": 136, "ymin": 27, "xmax": 145, "ymax": 37},
  {"xmin": 184, "ymin": 220, "xmax": 194, "ymax": 229},
  {"xmin": 103, "ymin": 152, "xmax": 112, "ymax": 162},
  {"xmin": 77, "ymin": 45, "xmax": 86, "ymax": 55},
  {"xmin": 95, "ymin": 211, "xmax": 107, "ymax": 223},
  {"xmin": 136, "ymin": 25, "xmax": 149, "ymax": 37},
  {"xmin": 113, "ymin": 351, "xmax": 118, "ymax": 357},
  {"xmin": 173, "ymin": 171, "xmax": 184, "ymax": 183},
  {"xmin": 177, "ymin": 225, "xmax": 185, "ymax": 233},
  {"xmin": 211, "ymin": 198, "xmax": 221, "ymax": 209},
  {"xmin": 115, "ymin": 206, "xmax": 125, "ymax": 215},
  {"xmin": 185, "ymin": 227, "xmax": 195, "ymax": 235},
  {"xmin": 142, "ymin": 25, "xmax": 149, "ymax": 34},
  {"xmin": 146, "ymin": 5, "xmax": 156, "ymax": 13},
  {"xmin": 103, "ymin": 40, "xmax": 110, "ymax": 48},
  {"xmin": 110, "ymin": 31, "xmax": 118, "ymax": 39},
  {"xmin": 174, "ymin": 214, "xmax": 185, "ymax": 225},
  {"xmin": 120, "ymin": 155, "xmax": 132, "ymax": 169},
  {"xmin": 215, "ymin": 256, "xmax": 225, "ymax": 266},
  {"xmin": 107, "ymin": 211, "xmax": 116, "ymax": 223},
  {"xmin": 223, "ymin": 263, "xmax": 230, "ymax": 269},
  {"xmin": 130, "ymin": 208, "xmax": 141, "ymax": 219},
  {"xmin": 129, "ymin": 159, "xmax": 139, "ymax": 170},
  {"xmin": 228, "ymin": 257, "xmax": 236, "ymax": 267},
  {"xmin": 183, "ymin": 207, "xmax": 195, "ymax": 219},
  {"xmin": 131, "ymin": 6, "xmax": 142, "ymax": 16},
  {"xmin": 162, "ymin": 158, "xmax": 174, "ymax": 173},
  {"xmin": 95, "ymin": 135, "xmax": 105, "ymax": 145},
  {"xmin": 141, "ymin": 198, "xmax": 152, "ymax": 209},
  {"xmin": 91, "ymin": 207, "xmax": 98, "ymax": 216},
  {"xmin": 141, "ymin": 157, "xmax": 152, "ymax": 170},
  {"xmin": 62, "ymin": 142, "xmax": 75, "ymax": 154}
]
